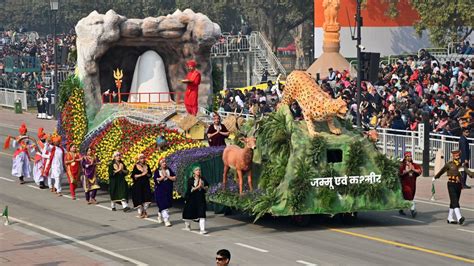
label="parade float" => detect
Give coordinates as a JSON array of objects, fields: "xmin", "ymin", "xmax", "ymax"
[{"xmin": 58, "ymin": 9, "xmax": 407, "ymax": 224}]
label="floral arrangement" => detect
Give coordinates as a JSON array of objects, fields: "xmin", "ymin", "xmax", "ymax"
[
  {"xmin": 60, "ymin": 87, "xmax": 88, "ymax": 147},
  {"xmin": 165, "ymin": 146, "xmax": 225, "ymax": 195},
  {"xmin": 87, "ymin": 118, "xmax": 205, "ymax": 192}
]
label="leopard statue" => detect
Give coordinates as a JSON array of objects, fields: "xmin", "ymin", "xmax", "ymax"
[{"xmin": 278, "ymin": 70, "xmax": 348, "ymax": 136}]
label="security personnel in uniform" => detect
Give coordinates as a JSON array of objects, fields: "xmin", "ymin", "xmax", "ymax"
[{"xmin": 434, "ymin": 150, "xmax": 473, "ymax": 225}]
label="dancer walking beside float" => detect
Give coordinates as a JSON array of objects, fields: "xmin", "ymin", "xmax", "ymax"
[
  {"xmin": 131, "ymin": 154, "xmax": 153, "ymax": 218},
  {"xmin": 182, "ymin": 166, "xmax": 209, "ymax": 234},
  {"xmin": 4, "ymin": 123, "xmax": 33, "ymax": 184},
  {"xmin": 399, "ymin": 152, "xmax": 422, "ymax": 217},
  {"xmin": 65, "ymin": 144, "xmax": 81, "ymax": 200},
  {"xmin": 33, "ymin": 128, "xmax": 48, "ymax": 188},
  {"xmin": 43, "ymin": 133, "xmax": 65, "ymax": 196},
  {"xmin": 434, "ymin": 150, "xmax": 474, "ymax": 225},
  {"xmin": 108, "ymin": 152, "xmax": 130, "ymax": 212},
  {"xmin": 153, "ymin": 158, "xmax": 176, "ymax": 226},
  {"xmin": 81, "ymin": 148, "xmax": 100, "ymax": 204}
]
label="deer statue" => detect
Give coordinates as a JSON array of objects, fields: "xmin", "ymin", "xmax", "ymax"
[{"xmin": 222, "ymin": 136, "xmax": 257, "ymax": 195}]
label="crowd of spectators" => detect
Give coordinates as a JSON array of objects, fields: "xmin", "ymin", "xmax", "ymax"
[
  {"xmin": 0, "ymin": 29, "xmax": 76, "ymax": 87},
  {"xmin": 218, "ymin": 54, "xmax": 474, "ymax": 136}
]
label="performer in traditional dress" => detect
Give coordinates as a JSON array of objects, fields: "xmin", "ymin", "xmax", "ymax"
[
  {"xmin": 434, "ymin": 150, "xmax": 474, "ymax": 225},
  {"xmin": 131, "ymin": 154, "xmax": 153, "ymax": 218},
  {"xmin": 4, "ymin": 123, "xmax": 33, "ymax": 184},
  {"xmin": 207, "ymin": 112, "xmax": 229, "ymax": 147},
  {"xmin": 65, "ymin": 144, "xmax": 81, "ymax": 200},
  {"xmin": 108, "ymin": 151, "xmax": 130, "ymax": 212},
  {"xmin": 181, "ymin": 60, "xmax": 201, "ymax": 116},
  {"xmin": 182, "ymin": 166, "xmax": 209, "ymax": 234},
  {"xmin": 43, "ymin": 133, "xmax": 65, "ymax": 196},
  {"xmin": 153, "ymin": 158, "xmax": 176, "ymax": 226},
  {"xmin": 398, "ymin": 152, "xmax": 422, "ymax": 217},
  {"xmin": 32, "ymin": 128, "xmax": 48, "ymax": 188},
  {"xmin": 81, "ymin": 147, "xmax": 100, "ymax": 204}
]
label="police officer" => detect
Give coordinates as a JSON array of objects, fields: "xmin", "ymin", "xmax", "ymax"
[{"xmin": 434, "ymin": 150, "xmax": 473, "ymax": 225}]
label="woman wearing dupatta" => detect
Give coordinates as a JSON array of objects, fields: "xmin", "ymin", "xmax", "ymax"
[
  {"xmin": 81, "ymin": 147, "xmax": 100, "ymax": 204},
  {"xmin": 65, "ymin": 144, "xmax": 81, "ymax": 200}
]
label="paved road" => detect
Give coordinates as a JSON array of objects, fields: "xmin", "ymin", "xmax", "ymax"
[{"xmin": 0, "ymin": 121, "xmax": 473, "ymax": 265}]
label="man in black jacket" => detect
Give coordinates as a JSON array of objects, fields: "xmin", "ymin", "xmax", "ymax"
[{"xmin": 459, "ymin": 127, "xmax": 471, "ymax": 189}]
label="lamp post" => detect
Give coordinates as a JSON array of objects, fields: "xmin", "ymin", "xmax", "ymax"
[
  {"xmin": 355, "ymin": 0, "xmax": 362, "ymax": 129},
  {"xmin": 50, "ymin": 0, "xmax": 59, "ymax": 118}
]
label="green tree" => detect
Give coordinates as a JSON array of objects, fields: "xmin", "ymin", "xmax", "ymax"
[
  {"xmin": 409, "ymin": 0, "xmax": 473, "ymax": 47},
  {"xmin": 239, "ymin": 0, "xmax": 313, "ymax": 52},
  {"xmin": 369, "ymin": 0, "xmax": 474, "ymax": 47}
]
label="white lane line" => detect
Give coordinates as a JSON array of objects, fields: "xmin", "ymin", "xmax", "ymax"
[
  {"xmin": 27, "ymin": 184, "xmax": 41, "ymax": 190},
  {"xmin": 144, "ymin": 218, "xmax": 159, "ymax": 223},
  {"xmin": 296, "ymin": 260, "xmax": 317, "ymax": 266},
  {"xmin": 457, "ymin": 229, "xmax": 474, "ymax": 234},
  {"xmin": 234, "ymin": 243, "xmax": 269, "ymax": 253},
  {"xmin": 96, "ymin": 204, "xmax": 112, "ymax": 211},
  {"xmin": 391, "ymin": 215, "xmax": 426, "ymax": 224},
  {"xmin": 181, "ymin": 228, "xmax": 210, "ymax": 237},
  {"xmin": 415, "ymin": 199, "xmax": 474, "ymax": 212},
  {"xmin": 0, "ymin": 176, "xmax": 14, "ymax": 182},
  {"xmin": 9, "ymin": 216, "xmax": 148, "ymax": 266}
]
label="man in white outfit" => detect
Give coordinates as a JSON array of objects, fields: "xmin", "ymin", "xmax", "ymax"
[{"xmin": 43, "ymin": 133, "xmax": 65, "ymax": 196}]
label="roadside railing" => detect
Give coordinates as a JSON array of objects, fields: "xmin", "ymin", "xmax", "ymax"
[
  {"xmin": 375, "ymin": 127, "xmax": 474, "ymax": 169},
  {"xmin": 101, "ymin": 91, "xmax": 185, "ymax": 104},
  {"xmin": 0, "ymin": 88, "xmax": 28, "ymax": 110}
]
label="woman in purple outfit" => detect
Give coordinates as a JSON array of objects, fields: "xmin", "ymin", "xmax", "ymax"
[
  {"xmin": 153, "ymin": 158, "xmax": 176, "ymax": 227},
  {"xmin": 81, "ymin": 148, "xmax": 100, "ymax": 204}
]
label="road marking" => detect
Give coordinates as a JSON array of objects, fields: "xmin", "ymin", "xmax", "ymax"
[
  {"xmin": 458, "ymin": 229, "xmax": 474, "ymax": 234},
  {"xmin": 9, "ymin": 216, "xmax": 148, "ymax": 266},
  {"xmin": 96, "ymin": 204, "xmax": 112, "ymax": 210},
  {"xmin": 415, "ymin": 199, "xmax": 474, "ymax": 212},
  {"xmin": 296, "ymin": 260, "xmax": 317, "ymax": 266},
  {"xmin": 0, "ymin": 151, "xmax": 12, "ymax": 157},
  {"xmin": 27, "ymin": 184, "xmax": 41, "ymax": 190},
  {"xmin": 144, "ymin": 218, "xmax": 159, "ymax": 223},
  {"xmin": 391, "ymin": 215, "xmax": 426, "ymax": 224},
  {"xmin": 329, "ymin": 228, "xmax": 474, "ymax": 263},
  {"xmin": 95, "ymin": 204, "xmax": 112, "ymax": 211},
  {"xmin": 234, "ymin": 243, "xmax": 269, "ymax": 253},
  {"xmin": 0, "ymin": 176, "xmax": 14, "ymax": 182}
]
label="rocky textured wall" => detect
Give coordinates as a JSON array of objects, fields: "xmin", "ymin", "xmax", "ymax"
[{"xmin": 75, "ymin": 9, "xmax": 221, "ymax": 120}]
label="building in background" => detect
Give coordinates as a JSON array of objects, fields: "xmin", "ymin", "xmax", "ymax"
[{"xmin": 313, "ymin": 0, "xmax": 432, "ymax": 58}]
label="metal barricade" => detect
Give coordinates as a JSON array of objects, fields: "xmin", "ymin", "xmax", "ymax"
[
  {"xmin": 375, "ymin": 128, "xmax": 474, "ymax": 169},
  {"xmin": 0, "ymin": 88, "xmax": 28, "ymax": 110}
]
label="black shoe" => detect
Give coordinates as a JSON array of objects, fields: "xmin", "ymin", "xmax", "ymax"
[
  {"xmin": 462, "ymin": 185, "xmax": 471, "ymax": 189},
  {"xmin": 410, "ymin": 210, "xmax": 417, "ymax": 218},
  {"xmin": 123, "ymin": 207, "xmax": 131, "ymax": 212},
  {"xmin": 459, "ymin": 217, "xmax": 465, "ymax": 225},
  {"xmin": 39, "ymin": 181, "xmax": 47, "ymax": 189},
  {"xmin": 447, "ymin": 220, "xmax": 458, "ymax": 224},
  {"xmin": 111, "ymin": 207, "xmax": 117, "ymax": 211},
  {"xmin": 19, "ymin": 176, "xmax": 25, "ymax": 184},
  {"xmin": 399, "ymin": 210, "xmax": 406, "ymax": 216}
]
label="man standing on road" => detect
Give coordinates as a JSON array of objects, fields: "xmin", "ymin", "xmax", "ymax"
[
  {"xmin": 459, "ymin": 127, "xmax": 471, "ymax": 189},
  {"xmin": 434, "ymin": 150, "xmax": 474, "ymax": 225}
]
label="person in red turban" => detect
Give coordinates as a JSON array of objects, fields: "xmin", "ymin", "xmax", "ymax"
[
  {"xmin": 399, "ymin": 152, "xmax": 422, "ymax": 217},
  {"xmin": 181, "ymin": 60, "xmax": 201, "ymax": 116},
  {"xmin": 4, "ymin": 123, "xmax": 32, "ymax": 184}
]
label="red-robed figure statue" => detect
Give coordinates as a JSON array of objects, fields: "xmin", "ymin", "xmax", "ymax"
[
  {"xmin": 181, "ymin": 60, "xmax": 201, "ymax": 116},
  {"xmin": 399, "ymin": 152, "xmax": 422, "ymax": 217}
]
